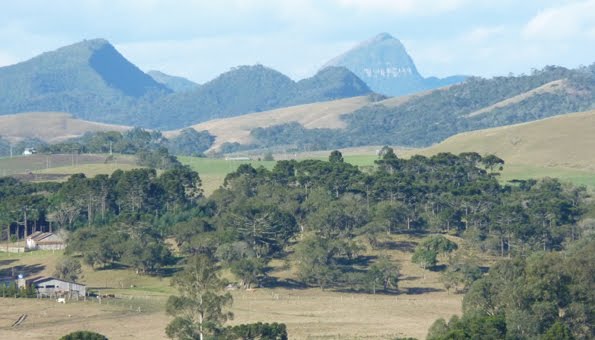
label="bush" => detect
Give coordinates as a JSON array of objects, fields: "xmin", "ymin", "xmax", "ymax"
[{"xmin": 60, "ymin": 331, "xmax": 108, "ymax": 340}]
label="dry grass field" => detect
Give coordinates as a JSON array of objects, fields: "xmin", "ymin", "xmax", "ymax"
[
  {"xmin": 0, "ymin": 154, "xmax": 137, "ymax": 176},
  {"xmin": 0, "ymin": 112, "xmax": 129, "ymax": 143},
  {"xmin": 420, "ymin": 109, "xmax": 595, "ymax": 170},
  {"xmin": 0, "ymin": 234, "xmax": 467, "ymax": 339},
  {"xmin": 164, "ymin": 96, "xmax": 373, "ymax": 150}
]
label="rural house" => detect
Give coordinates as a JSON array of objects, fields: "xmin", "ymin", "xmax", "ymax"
[
  {"xmin": 18, "ymin": 276, "xmax": 86, "ymax": 300},
  {"xmin": 26, "ymin": 232, "xmax": 65, "ymax": 250},
  {"xmin": 22, "ymin": 147, "xmax": 37, "ymax": 155}
]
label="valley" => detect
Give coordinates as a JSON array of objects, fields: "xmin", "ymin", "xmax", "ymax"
[{"xmin": 0, "ymin": 16, "xmax": 592, "ymax": 340}]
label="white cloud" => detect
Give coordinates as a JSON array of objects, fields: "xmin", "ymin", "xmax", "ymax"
[
  {"xmin": 523, "ymin": 0, "xmax": 595, "ymax": 40},
  {"xmin": 333, "ymin": 0, "xmax": 467, "ymax": 15}
]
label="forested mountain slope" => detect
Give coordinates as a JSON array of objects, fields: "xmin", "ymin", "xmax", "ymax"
[
  {"xmin": 147, "ymin": 70, "xmax": 200, "ymax": 92},
  {"xmin": 149, "ymin": 65, "xmax": 372, "ymax": 129},
  {"xmin": 234, "ymin": 64, "xmax": 594, "ymax": 151},
  {"xmin": 169, "ymin": 95, "xmax": 375, "ymax": 150},
  {"xmin": 0, "ymin": 40, "xmax": 372, "ymax": 129}
]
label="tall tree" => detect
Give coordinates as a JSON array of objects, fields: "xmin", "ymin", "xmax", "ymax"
[{"xmin": 166, "ymin": 255, "xmax": 233, "ymax": 340}]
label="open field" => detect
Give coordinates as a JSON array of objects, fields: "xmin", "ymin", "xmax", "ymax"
[
  {"xmin": 0, "ymin": 154, "xmax": 137, "ymax": 177},
  {"xmin": 0, "ymin": 234, "xmax": 467, "ymax": 339},
  {"xmin": 181, "ymin": 152, "xmax": 595, "ymax": 194},
  {"xmin": 0, "ymin": 112, "xmax": 129, "ymax": 143},
  {"xmin": 179, "ymin": 156, "xmax": 276, "ymax": 195},
  {"xmin": 420, "ymin": 109, "xmax": 595, "ymax": 170}
]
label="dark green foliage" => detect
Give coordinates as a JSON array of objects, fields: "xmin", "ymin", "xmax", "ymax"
[
  {"xmin": 246, "ymin": 64, "xmax": 595, "ymax": 150},
  {"xmin": 0, "ymin": 41, "xmax": 371, "ymax": 129},
  {"xmin": 328, "ymin": 150, "xmax": 344, "ymax": 163},
  {"xmin": 0, "ymin": 281, "xmax": 35, "ymax": 298},
  {"xmin": 54, "ymin": 257, "xmax": 83, "ymax": 282},
  {"xmin": 60, "ymin": 331, "xmax": 109, "ymax": 340},
  {"xmin": 67, "ymin": 223, "xmax": 173, "ymax": 273},
  {"xmin": 441, "ymin": 253, "xmax": 482, "ymax": 294},
  {"xmin": 137, "ymin": 147, "xmax": 181, "ymax": 169},
  {"xmin": 434, "ymin": 238, "xmax": 595, "ymax": 339},
  {"xmin": 412, "ymin": 235, "xmax": 458, "ymax": 272},
  {"xmin": 365, "ymin": 255, "xmax": 400, "ymax": 294},
  {"xmin": 411, "ymin": 247, "xmax": 437, "ymax": 270},
  {"xmin": 0, "ymin": 39, "xmax": 169, "ymax": 126},
  {"xmin": 149, "ymin": 65, "xmax": 371, "ymax": 129},
  {"xmin": 168, "ymin": 129, "xmax": 215, "ymax": 156},
  {"xmin": 419, "ymin": 235, "xmax": 458, "ymax": 255},
  {"xmin": 427, "ymin": 314, "xmax": 507, "ymax": 340},
  {"xmin": 543, "ymin": 321, "xmax": 575, "ymax": 340},
  {"xmin": 220, "ymin": 322, "xmax": 288, "ymax": 340}
]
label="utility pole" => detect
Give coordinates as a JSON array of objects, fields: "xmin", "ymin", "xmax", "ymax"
[
  {"xmin": 9, "ymin": 145, "xmax": 13, "ymax": 158},
  {"xmin": 109, "ymin": 141, "xmax": 113, "ymax": 155}
]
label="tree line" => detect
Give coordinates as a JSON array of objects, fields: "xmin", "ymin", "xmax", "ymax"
[{"xmin": 1, "ymin": 148, "xmax": 592, "ymax": 339}]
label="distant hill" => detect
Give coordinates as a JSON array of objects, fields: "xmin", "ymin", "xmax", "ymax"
[
  {"xmin": 166, "ymin": 95, "xmax": 375, "ymax": 150},
  {"xmin": 148, "ymin": 70, "xmax": 200, "ymax": 92},
  {"xmin": 323, "ymin": 33, "xmax": 466, "ymax": 96},
  {"xmin": 0, "ymin": 39, "xmax": 170, "ymax": 125},
  {"xmin": 419, "ymin": 109, "xmax": 595, "ymax": 171},
  {"xmin": 0, "ymin": 111, "xmax": 129, "ymax": 143},
  {"xmin": 149, "ymin": 65, "xmax": 372, "ymax": 129},
  {"xmin": 0, "ymin": 40, "xmax": 372, "ymax": 129},
  {"xmin": 217, "ymin": 64, "xmax": 594, "ymax": 151}
]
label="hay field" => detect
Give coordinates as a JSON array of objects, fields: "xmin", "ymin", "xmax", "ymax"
[
  {"xmin": 164, "ymin": 96, "xmax": 372, "ymax": 150},
  {"xmin": 419, "ymin": 109, "xmax": 595, "ymax": 170},
  {"xmin": 0, "ymin": 112, "xmax": 129, "ymax": 143}
]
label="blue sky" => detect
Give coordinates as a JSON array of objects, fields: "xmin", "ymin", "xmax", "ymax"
[{"xmin": 0, "ymin": 0, "xmax": 594, "ymax": 83}]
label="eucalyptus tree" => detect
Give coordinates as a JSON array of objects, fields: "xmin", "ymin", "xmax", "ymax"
[{"xmin": 166, "ymin": 255, "xmax": 233, "ymax": 340}]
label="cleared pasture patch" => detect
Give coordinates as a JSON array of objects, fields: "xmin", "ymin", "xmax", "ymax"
[{"xmin": 0, "ymin": 154, "xmax": 137, "ymax": 177}]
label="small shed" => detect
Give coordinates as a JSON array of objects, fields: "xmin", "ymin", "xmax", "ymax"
[
  {"xmin": 22, "ymin": 148, "xmax": 37, "ymax": 156},
  {"xmin": 19, "ymin": 276, "xmax": 86, "ymax": 300},
  {"xmin": 26, "ymin": 232, "xmax": 65, "ymax": 250}
]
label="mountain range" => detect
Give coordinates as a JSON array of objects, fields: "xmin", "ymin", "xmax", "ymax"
[
  {"xmin": 147, "ymin": 70, "xmax": 200, "ymax": 92},
  {"xmin": 324, "ymin": 33, "xmax": 466, "ymax": 96},
  {"xmin": 0, "ymin": 39, "xmax": 371, "ymax": 129},
  {"xmin": 0, "ymin": 35, "xmax": 592, "ymax": 154},
  {"xmin": 222, "ymin": 64, "xmax": 594, "ymax": 152}
]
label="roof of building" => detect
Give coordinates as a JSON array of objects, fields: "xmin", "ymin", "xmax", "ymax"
[
  {"xmin": 29, "ymin": 276, "xmax": 86, "ymax": 286},
  {"xmin": 27, "ymin": 232, "xmax": 63, "ymax": 243}
]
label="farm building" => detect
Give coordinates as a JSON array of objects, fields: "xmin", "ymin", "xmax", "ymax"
[
  {"xmin": 22, "ymin": 147, "xmax": 37, "ymax": 155},
  {"xmin": 18, "ymin": 276, "xmax": 86, "ymax": 300},
  {"xmin": 26, "ymin": 232, "xmax": 65, "ymax": 250}
]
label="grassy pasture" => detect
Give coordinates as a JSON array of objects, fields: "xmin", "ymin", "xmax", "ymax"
[
  {"xmin": 167, "ymin": 96, "xmax": 373, "ymax": 150},
  {"xmin": 0, "ymin": 234, "xmax": 467, "ymax": 339},
  {"xmin": 0, "ymin": 154, "xmax": 136, "ymax": 177},
  {"xmin": 0, "ymin": 112, "xmax": 129, "ymax": 144},
  {"xmin": 179, "ymin": 156, "xmax": 276, "ymax": 195}
]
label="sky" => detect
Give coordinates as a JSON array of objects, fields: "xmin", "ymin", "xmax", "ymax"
[{"xmin": 0, "ymin": 0, "xmax": 594, "ymax": 83}]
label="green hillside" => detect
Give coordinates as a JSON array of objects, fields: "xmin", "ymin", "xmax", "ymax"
[
  {"xmin": 0, "ymin": 40, "xmax": 372, "ymax": 129},
  {"xmin": 149, "ymin": 65, "xmax": 372, "ymax": 129},
  {"xmin": 239, "ymin": 64, "xmax": 594, "ymax": 151}
]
